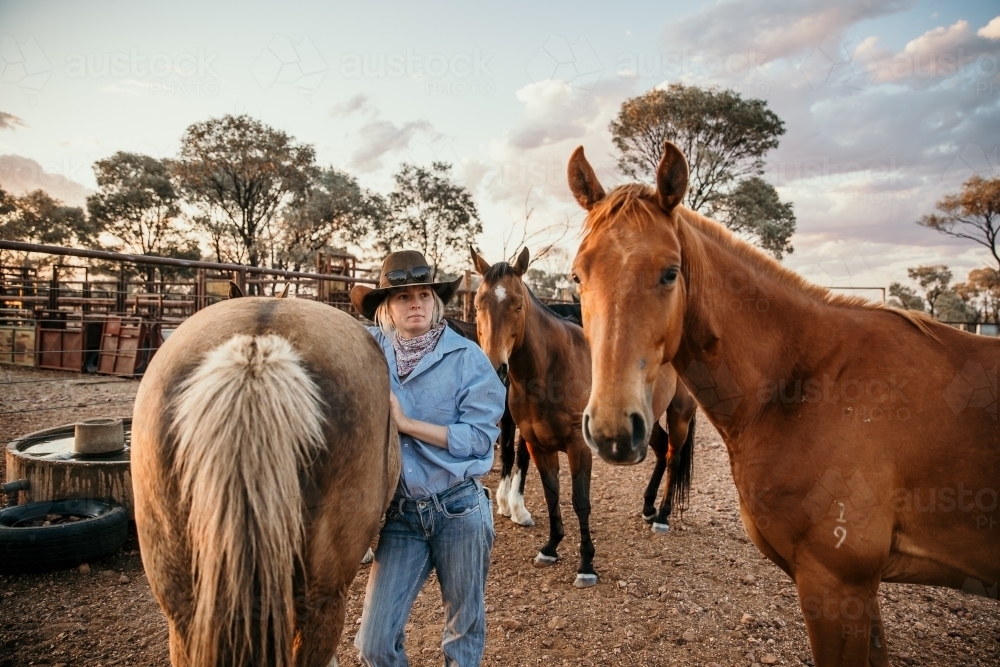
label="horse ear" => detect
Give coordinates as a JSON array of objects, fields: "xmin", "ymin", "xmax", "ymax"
[
  {"xmin": 470, "ymin": 246, "xmax": 491, "ymax": 276},
  {"xmin": 513, "ymin": 247, "xmax": 530, "ymax": 276},
  {"xmin": 228, "ymin": 281, "xmax": 244, "ymax": 299},
  {"xmin": 655, "ymin": 141, "xmax": 688, "ymax": 214},
  {"xmin": 567, "ymin": 146, "xmax": 605, "ymax": 211},
  {"xmin": 278, "ymin": 283, "xmax": 290, "ymax": 298}
]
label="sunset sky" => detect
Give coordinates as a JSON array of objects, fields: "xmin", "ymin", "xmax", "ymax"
[{"xmin": 1, "ymin": 0, "xmax": 998, "ymax": 297}]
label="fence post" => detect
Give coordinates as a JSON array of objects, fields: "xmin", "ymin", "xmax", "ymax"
[
  {"xmin": 116, "ymin": 264, "xmax": 127, "ymax": 313},
  {"xmin": 48, "ymin": 265, "xmax": 59, "ymax": 311},
  {"xmin": 194, "ymin": 269, "xmax": 205, "ymax": 312}
]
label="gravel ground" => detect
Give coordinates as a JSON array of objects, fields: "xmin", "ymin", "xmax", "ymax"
[{"xmin": 0, "ymin": 365, "xmax": 997, "ymax": 667}]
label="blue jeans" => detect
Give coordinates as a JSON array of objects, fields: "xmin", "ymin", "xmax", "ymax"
[{"xmin": 355, "ymin": 478, "xmax": 495, "ymax": 667}]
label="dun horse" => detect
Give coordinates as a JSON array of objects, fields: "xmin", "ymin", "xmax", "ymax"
[
  {"xmin": 471, "ymin": 247, "xmax": 697, "ymax": 587},
  {"xmin": 132, "ymin": 294, "xmax": 400, "ymax": 667},
  {"xmin": 568, "ymin": 142, "xmax": 999, "ymax": 666}
]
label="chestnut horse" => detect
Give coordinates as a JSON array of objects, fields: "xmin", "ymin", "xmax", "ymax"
[
  {"xmin": 132, "ymin": 296, "xmax": 400, "ymax": 667},
  {"xmin": 568, "ymin": 142, "xmax": 999, "ymax": 666},
  {"xmin": 471, "ymin": 247, "xmax": 697, "ymax": 587}
]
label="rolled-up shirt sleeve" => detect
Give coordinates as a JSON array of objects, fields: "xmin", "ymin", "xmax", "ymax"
[{"xmin": 446, "ymin": 357, "xmax": 505, "ymax": 459}]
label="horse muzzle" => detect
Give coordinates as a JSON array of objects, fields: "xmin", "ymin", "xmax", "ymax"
[{"xmin": 582, "ymin": 411, "xmax": 648, "ymax": 465}]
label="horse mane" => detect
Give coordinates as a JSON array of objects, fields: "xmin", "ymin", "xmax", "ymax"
[{"xmin": 583, "ymin": 183, "xmax": 940, "ymax": 341}]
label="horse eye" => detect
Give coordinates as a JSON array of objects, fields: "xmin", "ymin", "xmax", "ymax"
[
  {"xmin": 570, "ymin": 273, "xmax": 580, "ymax": 284},
  {"xmin": 660, "ymin": 268, "xmax": 679, "ymax": 285}
]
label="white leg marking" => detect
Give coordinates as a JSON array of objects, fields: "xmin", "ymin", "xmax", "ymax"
[
  {"xmin": 507, "ymin": 470, "xmax": 534, "ymax": 526},
  {"xmin": 496, "ymin": 475, "xmax": 511, "ymax": 516}
]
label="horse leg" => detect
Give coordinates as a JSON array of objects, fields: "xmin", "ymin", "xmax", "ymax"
[
  {"xmin": 294, "ymin": 583, "xmax": 347, "ymax": 667},
  {"xmin": 795, "ymin": 567, "xmax": 886, "ymax": 667},
  {"xmin": 566, "ymin": 441, "xmax": 597, "ymax": 588},
  {"xmin": 507, "ymin": 434, "xmax": 534, "ymax": 526},
  {"xmin": 643, "ymin": 420, "xmax": 668, "ymax": 525},
  {"xmin": 653, "ymin": 412, "xmax": 694, "ymax": 534},
  {"xmin": 529, "ymin": 444, "xmax": 564, "ymax": 567},
  {"xmin": 495, "ymin": 403, "xmax": 516, "ymax": 517}
]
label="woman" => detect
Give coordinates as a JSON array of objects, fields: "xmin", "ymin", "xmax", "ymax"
[{"xmin": 349, "ymin": 250, "xmax": 506, "ymax": 667}]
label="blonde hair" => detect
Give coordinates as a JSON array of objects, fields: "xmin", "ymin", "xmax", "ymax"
[{"xmin": 374, "ymin": 288, "xmax": 445, "ymax": 337}]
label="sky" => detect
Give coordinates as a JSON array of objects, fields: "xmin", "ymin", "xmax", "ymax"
[{"xmin": 1, "ymin": 0, "xmax": 998, "ymax": 298}]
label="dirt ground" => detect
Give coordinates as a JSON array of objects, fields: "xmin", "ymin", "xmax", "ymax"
[{"xmin": 0, "ymin": 365, "xmax": 997, "ymax": 667}]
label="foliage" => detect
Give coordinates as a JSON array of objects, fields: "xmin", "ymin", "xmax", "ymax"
[
  {"xmin": 953, "ymin": 267, "xmax": 1000, "ymax": 324},
  {"xmin": 887, "ymin": 282, "xmax": 925, "ymax": 312},
  {"xmin": 918, "ymin": 176, "xmax": 1000, "ymax": 270},
  {"xmin": 905, "ymin": 265, "xmax": 953, "ymax": 318},
  {"xmin": 172, "ymin": 114, "xmax": 317, "ymax": 272},
  {"xmin": 87, "ymin": 152, "xmax": 188, "ymax": 267},
  {"xmin": 0, "ymin": 187, "xmax": 95, "ymax": 265},
  {"xmin": 272, "ymin": 168, "xmax": 382, "ymax": 272},
  {"xmin": 709, "ymin": 176, "xmax": 796, "ymax": 259},
  {"xmin": 371, "ymin": 162, "xmax": 481, "ymax": 279},
  {"xmin": 524, "ymin": 267, "xmax": 576, "ymax": 301}
]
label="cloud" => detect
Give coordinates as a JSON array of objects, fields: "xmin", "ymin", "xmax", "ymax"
[
  {"xmin": 484, "ymin": 78, "xmax": 633, "ymax": 207},
  {"xmin": 661, "ymin": 0, "xmax": 916, "ymax": 66},
  {"xmin": 857, "ymin": 19, "xmax": 1000, "ymax": 86},
  {"xmin": 330, "ymin": 93, "xmax": 375, "ymax": 118},
  {"xmin": 978, "ymin": 16, "xmax": 1000, "ymax": 40},
  {"xmin": 350, "ymin": 118, "xmax": 436, "ymax": 172},
  {"xmin": 0, "ymin": 112, "xmax": 27, "ymax": 130}
]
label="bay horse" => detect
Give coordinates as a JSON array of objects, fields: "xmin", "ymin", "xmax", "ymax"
[
  {"xmin": 132, "ymin": 295, "xmax": 400, "ymax": 667},
  {"xmin": 568, "ymin": 142, "xmax": 999, "ymax": 666},
  {"xmin": 445, "ymin": 317, "xmax": 534, "ymax": 527},
  {"xmin": 471, "ymin": 247, "xmax": 697, "ymax": 587}
]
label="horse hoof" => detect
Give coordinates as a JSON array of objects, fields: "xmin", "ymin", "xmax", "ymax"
[
  {"xmin": 651, "ymin": 522, "xmax": 670, "ymax": 534},
  {"xmin": 573, "ymin": 573, "xmax": 598, "ymax": 588},
  {"xmin": 642, "ymin": 512, "xmax": 656, "ymax": 524},
  {"xmin": 511, "ymin": 510, "xmax": 534, "ymax": 527},
  {"xmin": 533, "ymin": 552, "xmax": 558, "ymax": 567}
]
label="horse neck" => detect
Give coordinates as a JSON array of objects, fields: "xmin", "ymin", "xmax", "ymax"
[
  {"xmin": 673, "ymin": 215, "xmax": 825, "ymax": 442},
  {"xmin": 508, "ymin": 286, "xmax": 566, "ymax": 381}
]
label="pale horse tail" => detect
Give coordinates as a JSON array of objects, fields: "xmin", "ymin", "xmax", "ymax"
[{"xmin": 171, "ymin": 334, "xmax": 326, "ymax": 667}]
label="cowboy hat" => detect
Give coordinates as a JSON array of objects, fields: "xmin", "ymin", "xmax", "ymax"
[{"xmin": 350, "ymin": 250, "xmax": 462, "ymax": 321}]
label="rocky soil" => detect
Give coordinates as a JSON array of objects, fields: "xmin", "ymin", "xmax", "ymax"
[{"xmin": 1, "ymin": 366, "xmax": 997, "ymax": 667}]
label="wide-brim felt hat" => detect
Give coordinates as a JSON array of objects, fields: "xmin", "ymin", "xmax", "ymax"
[{"xmin": 350, "ymin": 250, "xmax": 462, "ymax": 321}]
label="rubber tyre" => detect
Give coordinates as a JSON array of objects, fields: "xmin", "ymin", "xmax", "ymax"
[{"xmin": 0, "ymin": 499, "xmax": 128, "ymax": 574}]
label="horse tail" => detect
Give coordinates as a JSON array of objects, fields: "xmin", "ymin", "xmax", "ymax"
[
  {"xmin": 669, "ymin": 416, "xmax": 695, "ymax": 513},
  {"xmin": 170, "ymin": 334, "xmax": 326, "ymax": 667}
]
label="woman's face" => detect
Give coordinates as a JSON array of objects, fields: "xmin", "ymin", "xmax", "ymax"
[{"xmin": 387, "ymin": 285, "xmax": 436, "ymax": 338}]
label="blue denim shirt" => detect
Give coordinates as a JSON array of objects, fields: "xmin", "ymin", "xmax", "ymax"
[{"xmin": 369, "ymin": 325, "xmax": 505, "ymax": 499}]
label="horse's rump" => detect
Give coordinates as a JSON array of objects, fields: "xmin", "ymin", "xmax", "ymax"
[{"xmin": 132, "ymin": 298, "xmax": 395, "ymax": 667}]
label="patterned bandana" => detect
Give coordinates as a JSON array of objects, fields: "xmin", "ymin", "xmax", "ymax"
[{"xmin": 393, "ymin": 321, "xmax": 446, "ymax": 378}]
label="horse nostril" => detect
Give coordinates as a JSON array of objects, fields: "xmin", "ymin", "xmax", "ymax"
[
  {"xmin": 582, "ymin": 413, "xmax": 592, "ymax": 443},
  {"xmin": 630, "ymin": 413, "xmax": 646, "ymax": 450},
  {"xmin": 497, "ymin": 363, "xmax": 509, "ymax": 382}
]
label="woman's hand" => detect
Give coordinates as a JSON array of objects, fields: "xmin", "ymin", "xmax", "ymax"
[
  {"xmin": 389, "ymin": 390, "xmax": 450, "ymax": 448},
  {"xmin": 389, "ymin": 392, "xmax": 410, "ymax": 432}
]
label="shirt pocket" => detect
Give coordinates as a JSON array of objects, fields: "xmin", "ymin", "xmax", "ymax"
[{"xmin": 412, "ymin": 387, "xmax": 458, "ymax": 424}]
